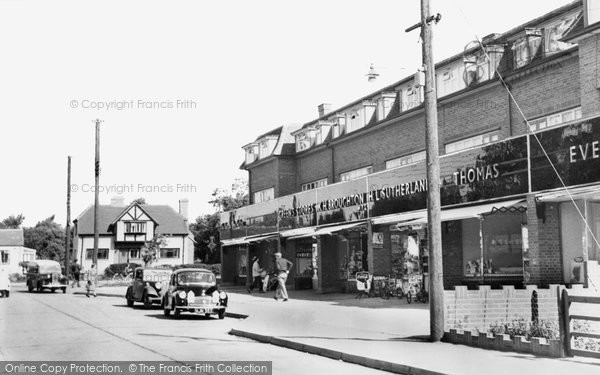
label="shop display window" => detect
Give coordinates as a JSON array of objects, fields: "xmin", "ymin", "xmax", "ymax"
[
  {"xmin": 296, "ymin": 242, "xmax": 316, "ymax": 277},
  {"xmin": 482, "ymin": 213, "xmax": 525, "ymax": 275},
  {"xmin": 340, "ymin": 232, "xmax": 368, "ymax": 279}
]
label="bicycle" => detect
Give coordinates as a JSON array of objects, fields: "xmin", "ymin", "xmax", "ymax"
[{"xmin": 112, "ymin": 271, "xmax": 133, "ymax": 285}]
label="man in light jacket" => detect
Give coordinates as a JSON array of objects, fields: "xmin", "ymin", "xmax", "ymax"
[{"xmin": 273, "ymin": 252, "xmax": 293, "ymax": 301}]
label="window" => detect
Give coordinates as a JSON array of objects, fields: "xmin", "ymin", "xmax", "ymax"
[
  {"xmin": 301, "ymin": 178, "xmax": 328, "ymax": 191},
  {"xmin": 438, "ymin": 67, "xmax": 463, "ymax": 97},
  {"xmin": 404, "ymin": 86, "xmax": 421, "ymax": 111},
  {"xmin": 85, "ymin": 249, "xmax": 109, "ymax": 260},
  {"xmin": 125, "ymin": 221, "xmax": 146, "ymax": 234},
  {"xmin": 445, "ymin": 131, "xmax": 499, "ymax": 154},
  {"xmin": 512, "ymin": 30, "xmax": 542, "ymax": 69},
  {"xmin": 544, "ymin": 13, "xmax": 578, "ymax": 54},
  {"xmin": 295, "ymin": 130, "xmax": 315, "ymax": 152},
  {"xmin": 0, "ymin": 251, "xmax": 8, "ymax": 264},
  {"xmin": 528, "ymin": 107, "xmax": 582, "ymax": 132},
  {"xmin": 386, "ymin": 151, "xmax": 426, "ymax": 169},
  {"xmin": 130, "ymin": 249, "xmax": 140, "ymax": 259},
  {"xmin": 160, "ymin": 248, "xmax": 179, "ymax": 258},
  {"xmin": 340, "ymin": 166, "xmax": 373, "ymax": 182},
  {"xmin": 258, "ymin": 140, "xmax": 269, "ymax": 159},
  {"xmin": 244, "ymin": 144, "xmax": 258, "ymax": 164},
  {"xmin": 253, "ymin": 187, "xmax": 274, "ymax": 203}
]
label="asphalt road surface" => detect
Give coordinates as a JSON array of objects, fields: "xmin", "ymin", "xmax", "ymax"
[{"xmin": 0, "ymin": 286, "xmax": 390, "ymax": 375}]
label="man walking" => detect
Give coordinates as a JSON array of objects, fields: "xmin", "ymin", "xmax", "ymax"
[
  {"xmin": 248, "ymin": 256, "xmax": 264, "ymax": 293},
  {"xmin": 273, "ymin": 252, "xmax": 293, "ymax": 301},
  {"xmin": 70, "ymin": 259, "xmax": 82, "ymax": 288}
]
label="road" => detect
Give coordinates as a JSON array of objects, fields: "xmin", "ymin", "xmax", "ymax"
[{"xmin": 0, "ymin": 286, "xmax": 390, "ymax": 375}]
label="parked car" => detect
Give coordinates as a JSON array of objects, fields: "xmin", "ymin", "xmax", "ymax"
[
  {"xmin": 0, "ymin": 266, "xmax": 10, "ymax": 297},
  {"xmin": 162, "ymin": 268, "xmax": 228, "ymax": 319},
  {"xmin": 125, "ymin": 267, "xmax": 173, "ymax": 309},
  {"xmin": 25, "ymin": 260, "xmax": 68, "ymax": 293}
]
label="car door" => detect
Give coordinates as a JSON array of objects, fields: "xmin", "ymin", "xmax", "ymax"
[{"xmin": 132, "ymin": 269, "xmax": 144, "ymax": 300}]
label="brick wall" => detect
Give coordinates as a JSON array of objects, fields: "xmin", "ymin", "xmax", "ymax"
[
  {"xmin": 442, "ymin": 220, "xmax": 464, "ymax": 289},
  {"xmin": 509, "ymin": 53, "xmax": 581, "ymax": 136},
  {"xmin": 444, "ymin": 285, "xmax": 560, "ymax": 334},
  {"xmin": 296, "ymin": 148, "xmax": 332, "ymax": 188},
  {"xmin": 276, "ymin": 158, "xmax": 297, "ymax": 197},
  {"xmin": 527, "ymin": 196, "xmax": 563, "ymax": 286},
  {"xmin": 248, "ymin": 159, "xmax": 277, "ymax": 203},
  {"xmin": 578, "ymin": 34, "xmax": 600, "ymax": 118}
]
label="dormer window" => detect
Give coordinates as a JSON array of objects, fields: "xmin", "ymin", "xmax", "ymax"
[
  {"xmin": 332, "ymin": 115, "xmax": 346, "ymax": 139},
  {"xmin": 512, "ymin": 28, "xmax": 542, "ymax": 69},
  {"xmin": 244, "ymin": 143, "xmax": 259, "ymax": 164},
  {"xmin": 544, "ymin": 12, "xmax": 579, "ymax": 54},
  {"xmin": 294, "ymin": 127, "xmax": 318, "ymax": 152}
]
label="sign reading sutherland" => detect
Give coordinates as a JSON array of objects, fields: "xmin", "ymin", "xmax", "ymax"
[{"xmin": 220, "ymin": 117, "xmax": 600, "ymax": 239}]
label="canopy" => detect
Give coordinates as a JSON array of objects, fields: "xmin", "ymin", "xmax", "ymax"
[
  {"xmin": 407, "ymin": 198, "xmax": 526, "ymax": 225},
  {"xmin": 245, "ymin": 233, "xmax": 279, "ymax": 243},
  {"xmin": 279, "ymin": 227, "xmax": 315, "ymax": 238},
  {"xmin": 536, "ymin": 185, "xmax": 600, "ymax": 202},
  {"xmin": 288, "ymin": 221, "xmax": 366, "ymax": 240},
  {"xmin": 370, "ymin": 209, "xmax": 427, "ymax": 225},
  {"xmin": 221, "ymin": 238, "xmax": 249, "ymax": 247}
]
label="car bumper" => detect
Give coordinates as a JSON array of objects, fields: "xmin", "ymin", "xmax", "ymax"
[{"xmin": 42, "ymin": 283, "xmax": 67, "ymax": 288}]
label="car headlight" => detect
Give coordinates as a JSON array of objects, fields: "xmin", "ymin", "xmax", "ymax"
[
  {"xmin": 219, "ymin": 291, "xmax": 227, "ymax": 299},
  {"xmin": 212, "ymin": 290, "xmax": 219, "ymax": 302},
  {"xmin": 187, "ymin": 290, "xmax": 195, "ymax": 300},
  {"xmin": 155, "ymin": 282, "xmax": 162, "ymax": 290},
  {"xmin": 178, "ymin": 291, "xmax": 187, "ymax": 299}
]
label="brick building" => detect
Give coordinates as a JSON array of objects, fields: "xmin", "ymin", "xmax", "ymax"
[{"xmin": 220, "ymin": 1, "xmax": 600, "ymax": 294}]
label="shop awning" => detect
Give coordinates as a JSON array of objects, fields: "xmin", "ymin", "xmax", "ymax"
[
  {"xmin": 279, "ymin": 227, "xmax": 316, "ymax": 238},
  {"xmin": 370, "ymin": 209, "xmax": 427, "ymax": 226},
  {"xmin": 287, "ymin": 221, "xmax": 366, "ymax": 240},
  {"xmin": 220, "ymin": 237, "xmax": 248, "ymax": 247},
  {"xmin": 536, "ymin": 185, "xmax": 600, "ymax": 202},
  {"xmin": 407, "ymin": 198, "xmax": 526, "ymax": 224},
  {"xmin": 245, "ymin": 233, "xmax": 279, "ymax": 243}
]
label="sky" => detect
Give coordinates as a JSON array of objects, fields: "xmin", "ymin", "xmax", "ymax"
[{"xmin": 0, "ymin": 0, "xmax": 576, "ymax": 227}]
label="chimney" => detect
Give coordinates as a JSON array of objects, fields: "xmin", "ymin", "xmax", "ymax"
[
  {"xmin": 179, "ymin": 198, "xmax": 189, "ymax": 221},
  {"xmin": 110, "ymin": 195, "xmax": 125, "ymax": 206},
  {"xmin": 318, "ymin": 103, "xmax": 332, "ymax": 118}
]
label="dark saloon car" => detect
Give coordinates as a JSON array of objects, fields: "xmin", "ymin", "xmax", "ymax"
[
  {"xmin": 126, "ymin": 267, "xmax": 173, "ymax": 308},
  {"xmin": 162, "ymin": 268, "xmax": 228, "ymax": 319},
  {"xmin": 25, "ymin": 260, "xmax": 68, "ymax": 293}
]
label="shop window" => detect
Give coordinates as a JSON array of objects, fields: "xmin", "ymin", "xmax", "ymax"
[
  {"xmin": 85, "ymin": 249, "xmax": 109, "ymax": 260},
  {"xmin": 340, "ymin": 232, "xmax": 368, "ymax": 280},
  {"xmin": 482, "ymin": 212, "xmax": 526, "ymax": 276},
  {"xmin": 295, "ymin": 244, "xmax": 315, "ymax": 277}
]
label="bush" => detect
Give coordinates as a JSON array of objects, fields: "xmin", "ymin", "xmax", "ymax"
[
  {"xmin": 9, "ymin": 273, "xmax": 26, "ymax": 282},
  {"xmin": 488, "ymin": 319, "xmax": 559, "ymax": 340},
  {"xmin": 103, "ymin": 263, "xmax": 142, "ymax": 278}
]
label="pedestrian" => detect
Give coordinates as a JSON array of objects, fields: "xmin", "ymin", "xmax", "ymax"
[
  {"xmin": 70, "ymin": 259, "xmax": 82, "ymax": 288},
  {"xmin": 247, "ymin": 256, "xmax": 264, "ymax": 294},
  {"xmin": 273, "ymin": 252, "xmax": 293, "ymax": 302},
  {"xmin": 86, "ymin": 263, "xmax": 98, "ymax": 298}
]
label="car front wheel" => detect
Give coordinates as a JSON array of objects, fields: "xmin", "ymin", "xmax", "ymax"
[
  {"xmin": 163, "ymin": 298, "xmax": 171, "ymax": 317},
  {"xmin": 27, "ymin": 282, "xmax": 33, "ymax": 293},
  {"xmin": 143, "ymin": 293, "xmax": 152, "ymax": 309},
  {"xmin": 218, "ymin": 310, "xmax": 225, "ymax": 320},
  {"xmin": 126, "ymin": 291, "xmax": 134, "ymax": 307}
]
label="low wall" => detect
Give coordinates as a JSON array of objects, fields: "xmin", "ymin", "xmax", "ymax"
[{"xmin": 444, "ymin": 285, "xmax": 560, "ymax": 334}]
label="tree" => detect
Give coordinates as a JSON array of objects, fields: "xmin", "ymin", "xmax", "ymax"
[
  {"xmin": 130, "ymin": 197, "xmax": 147, "ymax": 205},
  {"xmin": 2, "ymin": 214, "xmax": 25, "ymax": 229},
  {"xmin": 209, "ymin": 178, "xmax": 249, "ymax": 212},
  {"xmin": 23, "ymin": 216, "xmax": 65, "ymax": 262},
  {"xmin": 141, "ymin": 234, "xmax": 167, "ymax": 267},
  {"xmin": 189, "ymin": 214, "xmax": 220, "ymax": 264}
]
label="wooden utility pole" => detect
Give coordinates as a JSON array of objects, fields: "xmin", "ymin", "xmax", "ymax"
[
  {"xmin": 407, "ymin": 0, "xmax": 444, "ymax": 342},
  {"xmin": 93, "ymin": 120, "xmax": 101, "ymax": 266},
  {"xmin": 65, "ymin": 156, "xmax": 72, "ymax": 278}
]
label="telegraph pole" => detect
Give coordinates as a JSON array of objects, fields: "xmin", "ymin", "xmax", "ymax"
[
  {"xmin": 65, "ymin": 156, "xmax": 72, "ymax": 278},
  {"xmin": 406, "ymin": 0, "xmax": 444, "ymax": 342},
  {"xmin": 93, "ymin": 120, "xmax": 101, "ymax": 266}
]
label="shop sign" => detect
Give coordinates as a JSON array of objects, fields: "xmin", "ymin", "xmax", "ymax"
[{"xmin": 531, "ymin": 117, "xmax": 600, "ymax": 191}]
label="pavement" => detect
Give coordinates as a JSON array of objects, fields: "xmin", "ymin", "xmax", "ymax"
[{"xmin": 68, "ymin": 283, "xmax": 600, "ymax": 375}]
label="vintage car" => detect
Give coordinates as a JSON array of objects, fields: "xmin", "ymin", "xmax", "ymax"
[
  {"xmin": 126, "ymin": 267, "xmax": 173, "ymax": 308},
  {"xmin": 162, "ymin": 268, "xmax": 228, "ymax": 319},
  {"xmin": 25, "ymin": 260, "xmax": 68, "ymax": 293},
  {"xmin": 0, "ymin": 266, "xmax": 10, "ymax": 297}
]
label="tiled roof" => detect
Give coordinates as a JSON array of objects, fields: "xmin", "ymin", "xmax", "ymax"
[
  {"xmin": 75, "ymin": 204, "xmax": 189, "ymax": 235},
  {"xmin": 0, "ymin": 229, "xmax": 24, "ymax": 246}
]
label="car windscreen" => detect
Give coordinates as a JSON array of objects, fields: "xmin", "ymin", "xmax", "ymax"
[
  {"xmin": 142, "ymin": 270, "xmax": 172, "ymax": 283},
  {"xmin": 177, "ymin": 271, "xmax": 215, "ymax": 285}
]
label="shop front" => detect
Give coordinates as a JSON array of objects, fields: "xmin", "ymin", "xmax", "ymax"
[{"xmin": 220, "ymin": 116, "xmax": 600, "ymax": 292}]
